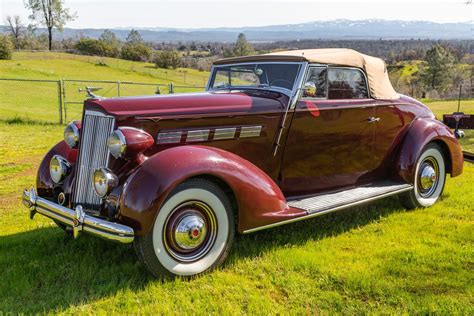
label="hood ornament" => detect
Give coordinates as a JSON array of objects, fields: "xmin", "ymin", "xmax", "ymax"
[{"xmin": 78, "ymin": 86, "xmax": 103, "ymax": 99}]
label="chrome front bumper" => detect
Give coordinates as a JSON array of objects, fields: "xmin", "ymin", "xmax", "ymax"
[{"xmin": 22, "ymin": 188, "xmax": 134, "ymax": 243}]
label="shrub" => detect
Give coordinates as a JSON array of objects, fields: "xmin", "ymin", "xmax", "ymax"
[
  {"xmin": 154, "ymin": 49, "xmax": 181, "ymax": 69},
  {"xmin": 120, "ymin": 43, "xmax": 152, "ymax": 62},
  {"xmin": 75, "ymin": 38, "xmax": 108, "ymax": 56},
  {"xmin": 0, "ymin": 35, "xmax": 14, "ymax": 60}
]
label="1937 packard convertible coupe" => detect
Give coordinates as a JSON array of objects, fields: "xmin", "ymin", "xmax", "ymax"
[{"xmin": 22, "ymin": 49, "xmax": 463, "ymax": 278}]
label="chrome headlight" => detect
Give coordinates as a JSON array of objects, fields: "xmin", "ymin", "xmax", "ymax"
[
  {"xmin": 64, "ymin": 121, "xmax": 80, "ymax": 149},
  {"xmin": 50, "ymin": 155, "xmax": 71, "ymax": 183},
  {"xmin": 107, "ymin": 129, "xmax": 126, "ymax": 159},
  {"xmin": 93, "ymin": 168, "xmax": 118, "ymax": 197}
]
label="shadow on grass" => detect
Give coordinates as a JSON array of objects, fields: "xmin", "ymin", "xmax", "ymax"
[{"xmin": 0, "ymin": 196, "xmax": 405, "ymax": 313}]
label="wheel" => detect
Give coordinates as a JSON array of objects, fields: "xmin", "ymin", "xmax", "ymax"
[
  {"xmin": 400, "ymin": 143, "xmax": 446, "ymax": 209},
  {"xmin": 134, "ymin": 178, "xmax": 235, "ymax": 279}
]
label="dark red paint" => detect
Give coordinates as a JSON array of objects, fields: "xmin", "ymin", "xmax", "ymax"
[{"xmin": 118, "ymin": 127, "xmax": 154, "ymax": 160}]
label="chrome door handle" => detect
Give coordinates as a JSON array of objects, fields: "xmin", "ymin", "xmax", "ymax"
[{"xmin": 367, "ymin": 117, "xmax": 380, "ymax": 123}]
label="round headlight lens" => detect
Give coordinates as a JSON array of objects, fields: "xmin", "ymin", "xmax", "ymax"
[
  {"xmin": 49, "ymin": 155, "xmax": 71, "ymax": 183},
  {"xmin": 93, "ymin": 168, "xmax": 118, "ymax": 198},
  {"xmin": 107, "ymin": 130, "xmax": 126, "ymax": 159},
  {"xmin": 64, "ymin": 121, "xmax": 80, "ymax": 149}
]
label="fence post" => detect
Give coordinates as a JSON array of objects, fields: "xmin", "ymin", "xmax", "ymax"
[
  {"xmin": 62, "ymin": 78, "xmax": 68, "ymax": 123},
  {"xmin": 117, "ymin": 80, "xmax": 121, "ymax": 97},
  {"xmin": 169, "ymin": 82, "xmax": 174, "ymax": 94},
  {"xmin": 457, "ymin": 84, "xmax": 462, "ymax": 112},
  {"xmin": 57, "ymin": 80, "xmax": 63, "ymax": 124}
]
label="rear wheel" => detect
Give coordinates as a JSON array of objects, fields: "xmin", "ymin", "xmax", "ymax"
[
  {"xmin": 400, "ymin": 143, "xmax": 446, "ymax": 209},
  {"xmin": 134, "ymin": 178, "xmax": 235, "ymax": 279}
]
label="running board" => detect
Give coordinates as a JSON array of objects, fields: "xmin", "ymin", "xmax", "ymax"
[{"xmin": 243, "ymin": 181, "xmax": 412, "ymax": 233}]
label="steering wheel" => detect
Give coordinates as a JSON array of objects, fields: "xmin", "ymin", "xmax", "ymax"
[{"xmin": 269, "ymin": 79, "xmax": 294, "ymax": 90}]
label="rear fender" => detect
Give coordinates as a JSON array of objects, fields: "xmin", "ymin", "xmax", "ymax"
[
  {"xmin": 396, "ymin": 118, "xmax": 463, "ymax": 183},
  {"xmin": 118, "ymin": 145, "xmax": 292, "ymax": 235}
]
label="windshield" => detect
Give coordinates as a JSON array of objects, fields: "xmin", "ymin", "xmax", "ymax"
[{"xmin": 210, "ymin": 63, "xmax": 301, "ymax": 92}]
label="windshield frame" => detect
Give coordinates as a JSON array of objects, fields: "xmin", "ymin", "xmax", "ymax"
[{"xmin": 206, "ymin": 61, "xmax": 306, "ymax": 97}]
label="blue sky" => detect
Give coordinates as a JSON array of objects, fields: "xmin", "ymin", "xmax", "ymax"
[{"xmin": 1, "ymin": 0, "xmax": 472, "ymax": 29}]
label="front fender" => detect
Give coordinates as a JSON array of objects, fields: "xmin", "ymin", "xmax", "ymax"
[
  {"xmin": 36, "ymin": 141, "xmax": 78, "ymax": 198},
  {"xmin": 396, "ymin": 118, "xmax": 463, "ymax": 183},
  {"xmin": 118, "ymin": 145, "xmax": 290, "ymax": 235}
]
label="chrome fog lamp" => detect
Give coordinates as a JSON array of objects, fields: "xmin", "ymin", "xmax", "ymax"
[
  {"xmin": 49, "ymin": 155, "xmax": 71, "ymax": 183},
  {"xmin": 64, "ymin": 121, "xmax": 80, "ymax": 149},
  {"xmin": 107, "ymin": 130, "xmax": 127, "ymax": 159},
  {"xmin": 93, "ymin": 168, "xmax": 118, "ymax": 198}
]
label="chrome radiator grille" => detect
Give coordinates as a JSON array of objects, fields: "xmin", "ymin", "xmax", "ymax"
[{"xmin": 73, "ymin": 110, "xmax": 115, "ymax": 210}]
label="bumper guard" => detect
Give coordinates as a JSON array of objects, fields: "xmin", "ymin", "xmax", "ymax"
[{"xmin": 22, "ymin": 188, "xmax": 134, "ymax": 243}]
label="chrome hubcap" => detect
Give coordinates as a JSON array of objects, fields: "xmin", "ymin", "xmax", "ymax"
[
  {"xmin": 418, "ymin": 157, "xmax": 439, "ymax": 198},
  {"xmin": 174, "ymin": 214, "xmax": 207, "ymax": 249},
  {"xmin": 163, "ymin": 201, "xmax": 217, "ymax": 263}
]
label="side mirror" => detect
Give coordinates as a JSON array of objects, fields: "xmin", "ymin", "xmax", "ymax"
[{"xmin": 303, "ymin": 82, "xmax": 317, "ymax": 97}]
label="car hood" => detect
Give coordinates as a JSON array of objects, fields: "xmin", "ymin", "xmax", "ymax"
[{"xmin": 85, "ymin": 90, "xmax": 288, "ymax": 119}]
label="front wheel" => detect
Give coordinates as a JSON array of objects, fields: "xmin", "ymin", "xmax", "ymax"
[
  {"xmin": 134, "ymin": 178, "xmax": 235, "ymax": 279},
  {"xmin": 400, "ymin": 143, "xmax": 446, "ymax": 209}
]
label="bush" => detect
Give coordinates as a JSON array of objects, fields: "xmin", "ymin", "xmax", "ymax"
[
  {"xmin": 0, "ymin": 35, "xmax": 14, "ymax": 60},
  {"xmin": 154, "ymin": 50, "xmax": 181, "ymax": 69},
  {"xmin": 120, "ymin": 43, "xmax": 152, "ymax": 62},
  {"xmin": 75, "ymin": 38, "xmax": 108, "ymax": 56},
  {"xmin": 75, "ymin": 38, "xmax": 119, "ymax": 57}
]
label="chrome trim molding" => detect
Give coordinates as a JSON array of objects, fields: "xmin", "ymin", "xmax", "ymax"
[
  {"xmin": 242, "ymin": 184, "xmax": 413, "ymax": 234},
  {"xmin": 240, "ymin": 125, "xmax": 262, "ymax": 138},
  {"xmin": 23, "ymin": 188, "xmax": 134, "ymax": 243},
  {"xmin": 157, "ymin": 131, "xmax": 183, "ymax": 144},
  {"xmin": 213, "ymin": 127, "xmax": 236, "ymax": 140},
  {"xmin": 156, "ymin": 126, "xmax": 263, "ymax": 144},
  {"xmin": 186, "ymin": 129, "xmax": 210, "ymax": 142}
]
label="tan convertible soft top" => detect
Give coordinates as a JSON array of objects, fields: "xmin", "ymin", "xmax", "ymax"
[{"xmin": 214, "ymin": 48, "xmax": 399, "ymax": 100}]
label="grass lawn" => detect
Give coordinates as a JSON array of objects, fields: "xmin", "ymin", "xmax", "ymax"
[{"xmin": 0, "ymin": 120, "xmax": 473, "ymax": 313}]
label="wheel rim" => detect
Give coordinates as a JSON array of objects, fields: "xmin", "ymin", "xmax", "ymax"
[
  {"xmin": 163, "ymin": 201, "xmax": 218, "ymax": 263},
  {"xmin": 417, "ymin": 156, "xmax": 439, "ymax": 198}
]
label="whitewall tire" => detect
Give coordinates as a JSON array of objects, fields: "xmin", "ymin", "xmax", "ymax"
[
  {"xmin": 134, "ymin": 178, "xmax": 234, "ymax": 278},
  {"xmin": 400, "ymin": 143, "xmax": 446, "ymax": 209}
]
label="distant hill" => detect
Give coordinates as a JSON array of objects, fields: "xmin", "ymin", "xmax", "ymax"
[{"xmin": 1, "ymin": 19, "xmax": 472, "ymax": 42}]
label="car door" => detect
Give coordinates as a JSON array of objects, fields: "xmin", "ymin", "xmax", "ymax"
[{"xmin": 280, "ymin": 66, "xmax": 377, "ymax": 196}]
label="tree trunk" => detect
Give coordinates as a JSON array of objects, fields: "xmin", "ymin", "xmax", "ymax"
[{"xmin": 48, "ymin": 27, "xmax": 53, "ymax": 51}]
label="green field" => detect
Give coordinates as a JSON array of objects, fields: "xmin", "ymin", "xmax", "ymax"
[
  {"xmin": 0, "ymin": 53, "xmax": 473, "ymax": 313},
  {"xmin": 0, "ymin": 52, "xmax": 209, "ymax": 123}
]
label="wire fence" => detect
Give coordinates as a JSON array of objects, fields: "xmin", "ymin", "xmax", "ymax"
[{"xmin": 0, "ymin": 78, "xmax": 205, "ymax": 124}]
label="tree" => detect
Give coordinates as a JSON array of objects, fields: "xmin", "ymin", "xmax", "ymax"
[
  {"xmin": 233, "ymin": 33, "xmax": 254, "ymax": 57},
  {"xmin": 99, "ymin": 29, "xmax": 120, "ymax": 57},
  {"xmin": 419, "ymin": 45, "xmax": 455, "ymax": 93},
  {"xmin": 120, "ymin": 29, "xmax": 151, "ymax": 61},
  {"xmin": 125, "ymin": 29, "xmax": 143, "ymax": 45},
  {"xmin": 0, "ymin": 35, "xmax": 14, "ymax": 60},
  {"xmin": 24, "ymin": 0, "xmax": 76, "ymax": 50},
  {"xmin": 6, "ymin": 15, "xmax": 24, "ymax": 49}
]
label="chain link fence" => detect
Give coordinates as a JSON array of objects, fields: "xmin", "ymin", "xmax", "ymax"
[{"xmin": 0, "ymin": 78, "xmax": 205, "ymax": 124}]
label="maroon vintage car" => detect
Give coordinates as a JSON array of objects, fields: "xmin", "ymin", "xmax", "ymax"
[{"xmin": 23, "ymin": 48, "xmax": 463, "ymax": 278}]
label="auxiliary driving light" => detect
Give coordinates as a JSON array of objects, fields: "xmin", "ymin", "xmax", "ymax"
[
  {"xmin": 49, "ymin": 155, "xmax": 71, "ymax": 183},
  {"xmin": 93, "ymin": 168, "xmax": 118, "ymax": 198}
]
